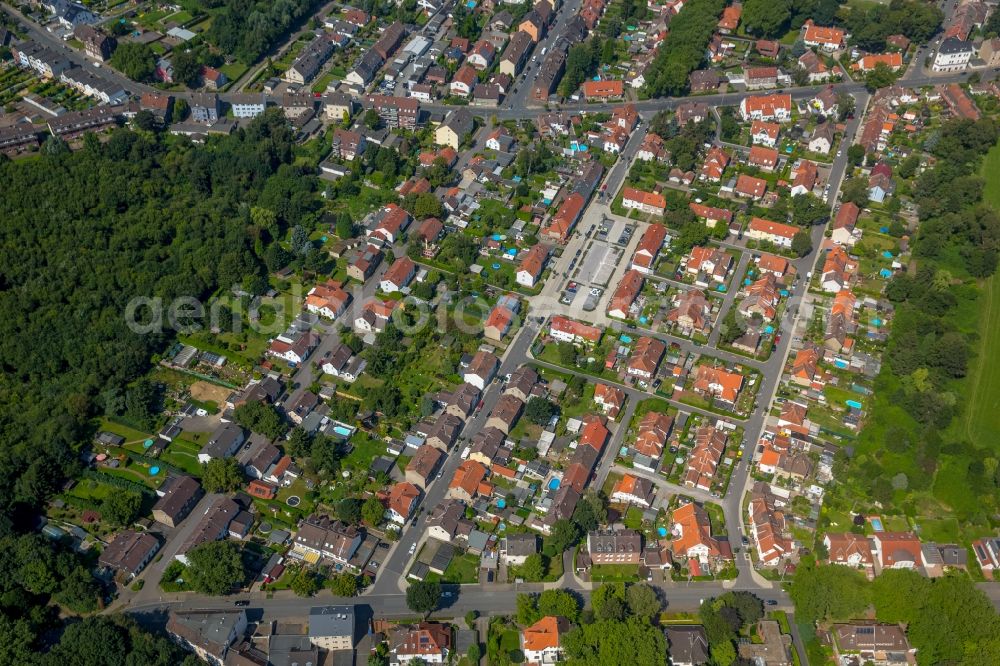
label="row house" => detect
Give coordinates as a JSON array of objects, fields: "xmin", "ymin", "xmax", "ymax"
[
  {"xmin": 666, "ymin": 289, "xmax": 711, "ymax": 335},
  {"xmin": 748, "ymin": 482, "xmax": 792, "ymax": 566},
  {"xmin": 608, "ymin": 269, "xmax": 644, "ymax": 320},
  {"xmin": 631, "ymin": 223, "xmax": 668, "ymax": 273},
  {"xmin": 622, "ymin": 187, "xmax": 666, "ymax": 217},
  {"xmin": 549, "ymin": 315, "xmax": 602, "ymax": 346},
  {"xmin": 745, "ymin": 217, "xmax": 798, "ymax": 249},
  {"xmin": 292, "ymin": 516, "xmax": 364, "ymax": 569},
  {"xmin": 683, "ymin": 425, "xmax": 727, "ymax": 491}
]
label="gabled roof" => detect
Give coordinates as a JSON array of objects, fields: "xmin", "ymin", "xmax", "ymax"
[
  {"xmin": 608, "ymin": 269, "xmax": 644, "ymax": 316},
  {"xmin": 749, "ymin": 217, "xmax": 798, "ymax": 239},
  {"xmin": 388, "ymin": 482, "xmax": 420, "ymax": 518},
  {"xmin": 522, "ymin": 616, "xmax": 569, "ymax": 651},
  {"xmin": 450, "ymin": 459, "xmax": 490, "ymax": 497}
]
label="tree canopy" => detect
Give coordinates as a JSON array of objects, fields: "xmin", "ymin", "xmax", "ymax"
[
  {"xmin": 201, "ymin": 457, "xmax": 244, "ymax": 493},
  {"xmin": 643, "ymin": 0, "xmax": 725, "ymax": 97},
  {"xmin": 183, "ymin": 540, "xmax": 246, "ymax": 595},
  {"xmin": 562, "ymin": 617, "xmax": 667, "ymax": 666},
  {"xmin": 205, "ymin": 0, "xmax": 325, "ymax": 64},
  {"xmin": 406, "ymin": 580, "xmax": 441, "ymax": 615}
]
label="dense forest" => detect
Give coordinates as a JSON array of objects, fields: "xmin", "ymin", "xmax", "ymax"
[
  {"xmin": 197, "ymin": 0, "xmax": 325, "ymax": 64},
  {"xmin": 0, "ymin": 111, "xmax": 315, "ymax": 657},
  {"xmin": 643, "ymin": 0, "xmax": 725, "ymax": 97},
  {"xmin": 740, "ymin": 0, "xmax": 840, "ymax": 39},
  {"xmin": 739, "ymin": 0, "xmax": 940, "ymax": 44}
]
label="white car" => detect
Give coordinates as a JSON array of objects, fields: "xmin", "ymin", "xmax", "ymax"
[{"xmin": 408, "ymin": 543, "xmax": 416, "ymax": 555}]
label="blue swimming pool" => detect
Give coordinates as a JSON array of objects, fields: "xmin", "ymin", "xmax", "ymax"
[
  {"xmin": 870, "ymin": 517, "xmax": 884, "ymax": 532},
  {"xmin": 620, "ymin": 334, "xmax": 633, "ymax": 343},
  {"xmin": 333, "ymin": 425, "xmax": 353, "ymax": 437},
  {"xmin": 846, "ymin": 400, "xmax": 863, "ymax": 409},
  {"xmin": 657, "ymin": 527, "xmax": 668, "ymax": 537},
  {"xmin": 548, "ymin": 478, "xmax": 561, "ymax": 491}
]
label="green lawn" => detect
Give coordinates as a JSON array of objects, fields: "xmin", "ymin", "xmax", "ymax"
[
  {"xmin": 590, "ymin": 563, "xmax": 640, "ymax": 582},
  {"xmin": 158, "ymin": 436, "xmax": 203, "ymax": 475},
  {"xmin": 442, "ymin": 552, "xmax": 480, "ymax": 584},
  {"xmin": 68, "ymin": 478, "xmax": 115, "ymax": 502},
  {"xmin": 704, "ymin": 502, "xmax": 727, "ymax": 536},
  {"xmin": 623, "ymin": 506, "xmax": 645, "ymax": 529},
  {"xmin": 97, "ymin": 418, "xmax": 153, "ymax": 444},
  {"xmin": 342, "ymin": 434, "xmax": 387, "ymax": 471}
]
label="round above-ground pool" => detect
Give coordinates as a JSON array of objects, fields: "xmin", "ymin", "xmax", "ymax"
[
  {"xmin": 143, "ymin": 439, "xmax": 154, "ymax": 449},
  {"xmin": 548, "ymin": 477, "xmax": 561, "ymax": 491},
  {"xmin": 149, "ymin": 466, "xmax": 159, "ymax": 476},
  {"xmin": 657, "ymin": 527, "xmax": 668, "ymax": 537},
  {"xmin": 287, "ymin": 496, "xmax": 301, "ymax": 507}
]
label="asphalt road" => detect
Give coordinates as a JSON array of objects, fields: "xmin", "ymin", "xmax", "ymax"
[{"xmin": 126, "ymin": 577, "xmax": 794, "ymax": 621}]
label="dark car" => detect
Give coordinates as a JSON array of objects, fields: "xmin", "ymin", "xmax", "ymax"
[
  {"xmin": 766, "ymin": 600, "xmax": 778, "ymax": 606},
  {"xmin": 234, "ymin": 600, "xmax": 250, "ymax": 607}
]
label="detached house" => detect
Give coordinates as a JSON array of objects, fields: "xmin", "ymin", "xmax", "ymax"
[
  {"xmin": 670, "ymin": 503, "xmax": 724, "ymax": 572},
  {"xmin": 803, "ymin": 20, "xmax": 846, "ymax": 51},
  {"xmin": 611, "ymin": 473, "xmax": 655, "ymax": 507},
  {"xmin": 739, "ymin": 93, "xmax": 792, "ymax": 122},
  {"xmin": 198, "ymin": 423, "xmax": 246, "ymax": 464},
  {"xmin": 386, "ymin": 482, "xmax": 421, "ymax": 524},
  {"xmin": 516, "ymin": 244, "xmax": 550, "ymax": 288},
  {"xmin": 464, "ymin": 350, "xmax": 500, "ymax": 390},
  {"xmin": 824, "ymin": 532, "xmax": 875, "ymax": 577},
  {"xmin": 467, "ymin": 39, "xmax": 496, "ymax": 69},
  {"xmin": 435, "ymin": 108, "xmax": 475, "ymax": 149},
  {"xmin": 450, "ymin": 65, "xmax": 478, "ymax": 97},
  {"xmin": 734, "ymin": 174, "xmax": 768, "ymax": 200},
  {"xmin": 390, "ymin": 622, "xmax": 452, "ymax": 665},
  {"xmin": 306, "ymin": 280, "xmax": 351, "ymax": 319},
  {"xmin": 748, "ymin": 145, "xmax": 779, "ymax": 171},
  {"xmin": 448, "ymin": 459, "xmax": 491, "ymax": 501},
  {"xmin": 667, "ymin": 289, "xmax": 711, "ymax": 334},
  {"xmin": 750, "ymin": 120, "xmax": 780, "ymax": 147},
  {"xmin": 380, "ymin": 256, "xmax": 416, "ymax": 293},
  {"xmin": 871, "ymin": 532, "xmax": 924, "ymax": 571},
  {"xmin": 521, "ymin": 616, "xmax": 569, "ymax": 666},
  {"xmin": 627, "ymin": 336, "xmax": 666, "ymax": 382},
  {"xmin": 593, "ymin": 383, "xmax": 626, "ymax": 419}
]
